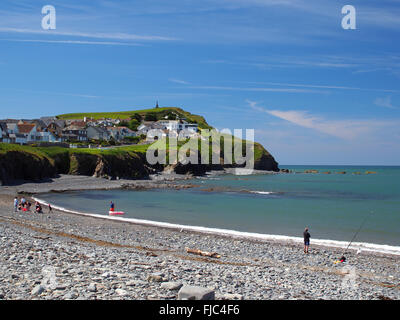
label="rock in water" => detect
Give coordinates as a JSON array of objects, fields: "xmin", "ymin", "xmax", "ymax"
[{"xmin": 178, "ymin": 286, "xmax": 215, "ymax": 300}]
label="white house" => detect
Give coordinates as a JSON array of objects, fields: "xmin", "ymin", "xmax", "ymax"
[
  {"xmin": 34, "ymin": 130, "xmax": 61, "ymax": 143},
  {"xmin": 146, "ymin": 129, "xmax": 167, "ymax": 142},
  {"xmin": 8, "ymin": 133, "xmax": 27, "ymax": 145},
  {"xmin": 178, "ymin": 129, "xmax": 200, "ymax": 139},
  {"xmin": 157, "ymin": 120, "xmax": 198, "ymax": 133},
  {"xmin": 17, "ymin": 123, "xmax": 37, "ymax": 142}
]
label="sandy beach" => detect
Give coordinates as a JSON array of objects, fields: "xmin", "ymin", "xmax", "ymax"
[{"xmin": 0, "ymin": 175, "xmax": 399, "ymax": 300}]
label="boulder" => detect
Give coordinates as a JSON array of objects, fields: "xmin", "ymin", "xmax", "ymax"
[{"xmin": 178, "ymin": 285, "xmax": 215, "ymax": 300}]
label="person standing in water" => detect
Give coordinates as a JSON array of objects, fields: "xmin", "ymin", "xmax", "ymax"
[
  {"xmin": 303, "ymin": 227, "xmax": 311, "ymax": 254},
  {"xmin": 110, "ymin": 201, "xmax": 115, "ymax": 212}
]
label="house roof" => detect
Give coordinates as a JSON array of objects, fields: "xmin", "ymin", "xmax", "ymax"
[
  {"xmin": 63, "ymin": 125, "xmax": 86, "ymax": 131},
  {"xmin": 70, "ymin": 121, "xmax": 86, "ymax": 127},
  {"xmin": 41, "ymin": 117, "xmax": 58, "ymax": 127},
  {"xmin": 88, "ymin": 126, "xmax": 108, "ymax": 133},
  {"xmin": 17, "ymin": 123, "xmax": 35, "ymax": 134}
]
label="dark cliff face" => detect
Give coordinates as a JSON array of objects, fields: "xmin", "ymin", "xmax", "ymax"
[
  {"xmin": 164, "ymin": 143, "xmax": 279, "ymax": 175},
  {"xmin": 0, "ymin": 151, "xmax": 57, "ymax": 185},
  {"xmin": 68, "ymin": 152, "xmax": 150, "ymax": 179},
  {"xmin": 0, "ymin": 141, "xmax": 278, "ymax": 184},
  {"xmin": 0, "ymin": 151, "xmax": 151, "ymax": 185},
  {"xmin": 254, "ymin": 152, "xmax": 279, "ymax": 171},
  {"xmin": 91, "ymin": 153, "xmax": 149, "ymax": 179}
]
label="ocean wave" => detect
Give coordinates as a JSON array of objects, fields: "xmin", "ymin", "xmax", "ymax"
[
  {"xmin": 250, "ymin": 191, "xmax": 275, "ymax": 195},
  {"xmin": 33, "ymin": 196, "xmax": 400, "ymax": 257}
]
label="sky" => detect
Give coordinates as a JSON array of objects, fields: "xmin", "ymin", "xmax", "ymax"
[{"xmin": 0, "ymin": 0, "xmax": 400, "ymax": 165}]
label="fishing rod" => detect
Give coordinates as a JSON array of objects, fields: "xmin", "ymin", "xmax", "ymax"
[{"xmin": 340, "ymin": 210, "xmax": 374, "ymax": 260}]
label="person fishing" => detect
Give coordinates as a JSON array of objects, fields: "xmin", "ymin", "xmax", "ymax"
[
  {"xmin": 303, "ymin": 227, "xmax": 311, "ymax": 254},
  {"xmin": 110, "ymin": 201, "xmax": 115, "ymax": 212}
]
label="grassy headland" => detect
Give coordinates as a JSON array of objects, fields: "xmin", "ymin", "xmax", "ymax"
[{"xmin": 58, "ymin": 107, "xmax": 213, "ymax": 130}]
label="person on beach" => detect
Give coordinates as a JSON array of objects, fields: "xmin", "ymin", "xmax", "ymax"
[
  {"xmin": 303, "ymin": 227, "xmax": 311, "ymax": 253},
  {"xmin": 110, "ymin": 201, "xmax": 115, "ymax": 212},
  {"xmin": 14, "ymin": 197, "xmax": 18, "ymax": 212},
  {"xmin": 21, "ymin": 197, "xmax": 26, "ymax": 206},
  {"xmin": 35, "ymin": 202, "xmax": 43, "ymax": 214},
  {"xmin": 48, "ymin": 204, "xmax": 52, "ymax": 213}
]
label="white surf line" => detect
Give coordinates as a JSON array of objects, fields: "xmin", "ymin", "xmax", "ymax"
[
  {"xmin": 33, "ymin": 196, "xmax": 400, "ymax": 256},
  {"xmin": 250, "ymin": 191, "xmax": 274, "ymax": 195}
]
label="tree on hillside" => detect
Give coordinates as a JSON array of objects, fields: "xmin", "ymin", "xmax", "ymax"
[
  {"xmin": 165, "ymin": 112, "xmax": 177, "ymax": 120},
  {"xmin": 130, "ymin": 113, "xmax": 142, "ymax": 122},
  {"xmin": 144, "ymin": 113, "xmax": 157, "ymax": 121},
  {"xmin": 120, "ymin": 120, "xmax": 129, "ymax": 128},
  {"xmin": 128, "ymin": 119, "xmax": 140, "ymax": 131}
]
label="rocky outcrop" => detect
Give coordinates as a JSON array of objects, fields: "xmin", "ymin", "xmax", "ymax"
[
  {"xmin": 0, "ymin": 151, "xmax": 57, "ymax": 185},
  {"xmin": 68, "ymin": 152, "xmax": 149, "ymax": 179},
  {"xmin": 253, "ymin": 143, "xmax": 279, "ymax": 171},
  {"xmin": 253, "ymin": 152, "xmax": 279, "ymax": 171},
  {"xmin": 0, "ymin": 149, "xmax": 151, "ymax": 184},
  {"xmin": 92, "ymin": 153, "xmax": 149, "ymax": 179},
  {"xmin": 69, "ymin": 153, "xmax": 99, "ymax": 176},
  {"xmin": 0, "ymin": 138, "xmax": 278, "ymax": 183},
  {"xmin": 163, "ymin": 142, "xmax": 279, "ymax": 175}
]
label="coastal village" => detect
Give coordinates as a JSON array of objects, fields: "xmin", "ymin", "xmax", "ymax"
[{"xmin": 0, "ymin": 104, "xmax": 199, "ymax": 147}]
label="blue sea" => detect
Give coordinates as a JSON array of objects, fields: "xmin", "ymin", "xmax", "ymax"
[{"xmin": 37, "ymin": 166, "xmax": 400, "ymax": 253}]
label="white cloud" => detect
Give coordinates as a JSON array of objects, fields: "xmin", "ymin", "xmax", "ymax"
[
  {"xmin": 169, "ymin": 78, "xmax": 190, "ymax": 85},
  {"xmin": 0, "ymin": 39, "xmax": 143, "ymax": 46},
  {"xmin": 188, "ymin": 85, "xmax": 327, "ymax": 94},
  {"xmin": 247, "ymin": 100, "xmax": 398, "ymax": 140},
  {"xmin": 243, "ymin": 81, "xmax": 400, "ymax": 94},
  {"xmin": 0, "ymin": 27, "xmax": 178, "ymax": 42},
  {"xmin": 374, "ymin": 97, "xmax": 399, "ymax": 109}
]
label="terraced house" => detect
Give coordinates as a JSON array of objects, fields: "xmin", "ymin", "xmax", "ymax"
[
  {"xmin": 61, "ymin": 125, "xmax": 88, "ymax": 142},
  {"xmin": 0, "ymin": 122, "xmax": 10, "ymax": 143}
]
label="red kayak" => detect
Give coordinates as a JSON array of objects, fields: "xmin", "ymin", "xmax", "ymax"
[{"xmin": 109, "ymin": 211, "xmax": 124, "ymax": 216}]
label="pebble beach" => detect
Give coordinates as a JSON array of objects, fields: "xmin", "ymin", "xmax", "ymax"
[{"xmin": 0, "ymin": 175, "xmax": 399, "ymax": 300}]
